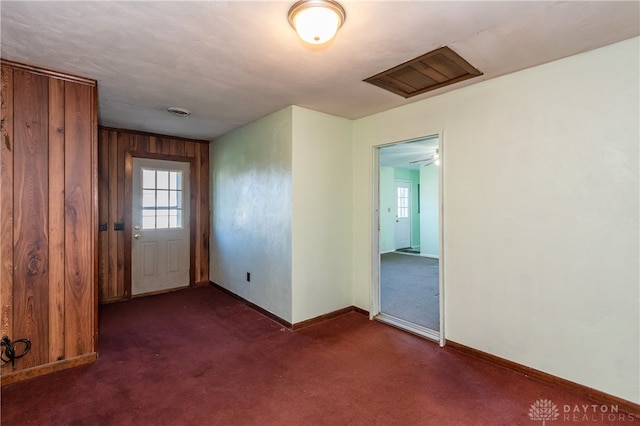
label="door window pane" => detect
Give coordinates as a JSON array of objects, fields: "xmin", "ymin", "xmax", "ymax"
[
  {"xmin": 157, "ymin": 190, "xmax": 169, "ymax": 208},
  {"xmin": 156, "ymin": 212, "xmax": 169, "ymax": 229},
  {"xmin": 169, "ymin": 209, "xmax": 180, "ymax": 228},
  {"xmin": 156, "ymin": 170, "xmax": 169, "ymax": 190},
  {"xmin": 142, "ymin": 169, "xmax": 156, "ymax": 188},
  {"xmin": 397, "ymin": 187, "xmax": 409, "ymax": 218},
  {"xmin": 141, "ymin": 167, "xmax": 185, "ymax": 229},
  {"xmin": 142, "ymin": 210, "xmax": 156, "ymax": 229},
  {"xmin": 142, "ymin": 190, "xmax": 155, "ymax": 208},
  {"xmin": 170, "ymin": 171, "xmax": 181, "ymax": 190}
]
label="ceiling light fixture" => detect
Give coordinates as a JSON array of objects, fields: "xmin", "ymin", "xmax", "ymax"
[
  {"xmin": 167, "ymin": 107, "xmax": 191, "ymax": 117},
  {"xmin": 288, "ymin": 0, "xmax": 346, "ymax": 45}
]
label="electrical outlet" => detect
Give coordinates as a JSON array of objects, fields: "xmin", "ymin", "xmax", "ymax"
[{"xmin": 246, "ymin": 272, "xmax": 250, "ymax": 282}]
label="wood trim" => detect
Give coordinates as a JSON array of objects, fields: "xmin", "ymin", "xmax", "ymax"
[
  {"xmin": 0, "ymin": 61, "xmax": 97, "ymax": 381},
  {"xmin": 64, "ymin": 81, "xmax": 94, "ymax": 358},
  {"xmin": 111, "ymin": 130, "xmax": 123, "ymax": 298},
  {"xmin": 13, "ymin": 69, "xmax": 50, "ymax": 369},
  {"xmin": 123, "ymin": 149, "xmax": 133, "ymax": 298},
  {"xmin": 196, "ymin": 143, "xmax": 210, "ymax": 282},
  {"xmin": 98, "ymin": 136, "xmax": 109, "ymax": 296},
  {"xmin": 0, "ymin": 353, "xmax": 97, "ymax": 386},
  {"xmin": 209, "ymin": 281, "xmax": 369, "ymax": 330},
  {"xmin": 293, "ymin": 306, "xmax": 368, "ymax": 330},
  {"xmin": 131, "ymin": 286, "xmax": 190, "ymax": 299},
  {"xmin": 189, "ymin": 152, "xmax": 198, "ymax": 287},
  {"xmin": 48, "ymin": 77, "xmax": 65, "ymax": 363},
  {"xmin": 92, "ymin": 82, "xmax": 100, "ymax": 354},
  {"xmin": 352, "ymin": 306, "xmax": 369, "ymax": 316},
  {"xmin": 446, "ymin": 340, "xmax": 640, "ymax": 415},
  {"xmin": 209, "ymin": 282, "xmax": 292, "ymax": 328},
  {"xmin": 124, "ymin": 151, "xmax": 197, "ymax": 298},
  {"xmin": 99, "ymin": 126, "xmax": 209, "ymax": 144},
  {"xmin": 0, "ymin": 59, "xmax": 96, "ymax": 86},
  {"xmin": 0, "ymin": 63, "xmax": 14, "ymax": 348}
]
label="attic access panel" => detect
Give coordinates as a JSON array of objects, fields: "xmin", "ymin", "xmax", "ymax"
[{"xmin": 364, "ymin": 46, "xmax": 482, "ymax": 98}]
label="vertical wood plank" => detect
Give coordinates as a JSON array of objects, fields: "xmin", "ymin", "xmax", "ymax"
[
  {"xmin": 128, "ymin": 133, "xmax": 138, "ymax": 152},
  {"xmin": 0, "ymin": 65, "xmax": 14, "ymax": 361},
  {"xmin": 192, "ymin": 144, "xmax": 202, "ymax": 283},
  {"xmin": 199, "ymin": 142, "xmax": 210, "ymax": 284},
  {"xmin": 137, "ymin": 133, "xmax": 149, "ymax": 153},
  {"xmin": 108, "ymin": 131, "xmax": 119, "ymax": 299},
  {"xmin": 117, "ymin": 132, "xmax": 128, "ymax": 297},
  {"xmin": 48, "ymin": 78, "xmax": 65, "ymax": 362},
  {"xmin": 184, "ymin": 141, "xmax": 195, "ymax": 158},
  {"xmin": 123, "ymin": 150, "xmax": 133, "ymax": 298},
  {"xmin": 12, "ymin": 69, "xmax": 49, "ymax": 369},
  {"xmin": 64, "ymin": 82, "xmax": 93, "ymax": 357},
  {"xmin": 98, "ymin": 128, "xmax": 110, "ymax": 301},
  {"xmin": 96, "ymin": 129, "xmax": 210, "ymax": 300},
  {"xmin": 170, "ymin": 138, "xmax": 185, "ymax": 156},
  {"xmin": 148, "ymin": 136, "xmax": 157, "ymax": 154},
  {"xmin": 154, "ymin": 137, "xmax": 164, "ymax": 155},
  {"xmin": 160, "ymin": 137, "xmax": 171, "ymax": 155},
  {"xmin": 92, "ymin": 90, "xmax": 99, "ymax": 352}
]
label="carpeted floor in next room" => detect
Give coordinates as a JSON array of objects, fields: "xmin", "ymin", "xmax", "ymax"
[
  {"xmin": 1, "ymin": 286, "xmax": 632, "ymax": 425},
  {"xmin": 381, "ymin": 252, "xmax": 439, "ymax": 330}
]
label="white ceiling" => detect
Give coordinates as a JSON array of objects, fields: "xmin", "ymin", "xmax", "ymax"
[
  {"xmin": 380, "ymin": 135, "xmax": 438, "ymax": 170},
  {"xmin": 1, "ymin": 1, "xmax": 638, "ymax": 142}
]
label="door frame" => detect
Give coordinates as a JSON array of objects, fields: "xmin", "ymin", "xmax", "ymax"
[
  {"xmin": 371, "ymin": 132, "xmax": 445, "ymax": 346},
  {"xmin": 124, "ymin": 151, "xmax": 197, "ymax": 299}
]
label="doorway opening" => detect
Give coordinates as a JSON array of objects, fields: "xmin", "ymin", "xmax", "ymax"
[{"xmin": 372, "ymin": 134, "xmax": 444, "ymax": 344}]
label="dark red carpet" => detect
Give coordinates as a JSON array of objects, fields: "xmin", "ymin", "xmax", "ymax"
[{"xmin": 0, "ymin": 286, "xmax": 631, "ymax": 425}]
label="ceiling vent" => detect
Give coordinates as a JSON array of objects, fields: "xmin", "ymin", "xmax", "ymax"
[
  {"xmin": 167, "ymin": 107, "xmax": 192, "ymax": 117},
  {"xmin": 364, "ymin": 46, "xmax": 482, "ymax": 98}
]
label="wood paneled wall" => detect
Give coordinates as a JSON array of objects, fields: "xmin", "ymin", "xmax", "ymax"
[
  {"xmin": 98, "ymin": 127, "xmax": 210, "ymax": 303},
  {"xmin": 0, "ymin": 60, "xmax": 97, "ymax": 383}
]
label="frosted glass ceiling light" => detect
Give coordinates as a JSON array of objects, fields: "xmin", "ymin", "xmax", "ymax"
[{"xmin": 288, "ymin": 0, "xmax": 346, "ymax": 45}]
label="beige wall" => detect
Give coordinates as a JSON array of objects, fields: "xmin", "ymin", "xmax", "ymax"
[
  {"xmin": 210, "ymin": 38, "xmax": 639, "ymax": 403},
  {"xmin": 291, "ymin": 106, "xmax": 353, "ymax": 323},
  {"xmin": 210, "ymin": 106, "xmax": 353, "ymax": 324},
  {"xmin": 210, "ymin": 107, "xmax": 293, "ymax": 321},
  {"xmin": 352, "ymin": 37, "xmax": 639, "ymax": 403}
]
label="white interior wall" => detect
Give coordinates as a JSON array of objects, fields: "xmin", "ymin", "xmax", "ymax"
[
  {"xmin": 291, "ymin": 106, "xmax": 353, "ymax": 323},
  {"xmin": 210, "ymin": 107, "xmax": 293, "ymax": 322},
  {"xmin": 419, "ymin": 163, "xmax": 439, "ymax": 257},
  {"xmin": 352, "ymin": 38, "xmax": 639, "ymax": 403}
]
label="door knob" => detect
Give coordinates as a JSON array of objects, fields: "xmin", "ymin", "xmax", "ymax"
[
  {"xmin": 134, "ymin": 234, "xmax": 141, "ymax": 239},
  {"xmin": 134, "ymin": 225, "xmax": 141, "ymax": 230}
]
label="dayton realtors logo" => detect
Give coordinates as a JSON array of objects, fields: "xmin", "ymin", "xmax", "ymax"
[
  {"xmin": 529, "ymin": 399, "xmax": 638, "ymax": 424},
  {"xmin": 528, "ymin": 399, "xmax": 560, "ymax": 425}
]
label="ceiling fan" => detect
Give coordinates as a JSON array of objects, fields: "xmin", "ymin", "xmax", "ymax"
[{"xmin": 409, "ymin": 149, "xmax": 440, "ymax": 167}]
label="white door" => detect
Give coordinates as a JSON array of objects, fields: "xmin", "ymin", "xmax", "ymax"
[
  {"xmin": 132, "ymin": 158, "xmax": 190, "ymax": 295},
  {"xmin": 395, "ymin": 180, "xmax": 411, "ymax": 249}
]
